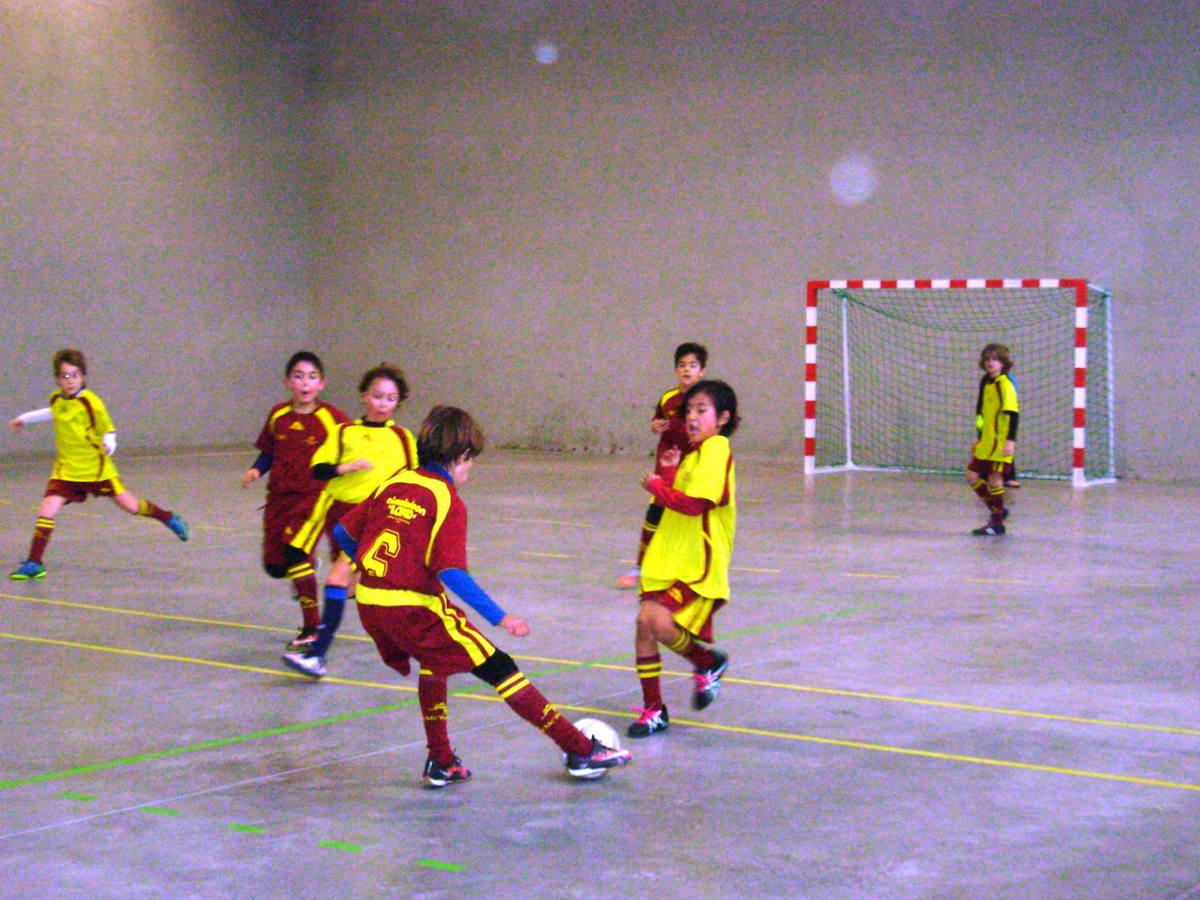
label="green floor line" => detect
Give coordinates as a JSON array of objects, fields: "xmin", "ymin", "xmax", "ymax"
[
  {"xmin": 415, "ymin": 858, "xmax": 465, "ymax": 872},
  {"xmin": 722, "ymin": 604, "xmax": 884, "ymax": 638},
  {"xmin": 141, "ymin": 807, "xmax": 180, "ymax": 817},
  {"xmin": 226, "ymin": 823, "xmax": 267, "ymax": 834},
  {"xmin": 0, "ymin": 699, "xmax": 419, "ymax": 791},
  {"xmin": 58, "ymin": 791, "xmax": 96, "ymax": 802},
  {"xmin": 318, "ymin": 840, "xmax": 363, "ymax": 853},
  {"xmin": 1, "ymin": 606, "xmax": 876, "ymax": 793}
]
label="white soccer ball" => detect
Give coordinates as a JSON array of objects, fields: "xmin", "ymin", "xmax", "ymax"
[{"xmin": 574, "ymin": 717, "xmax": 620, "ymax": 751}]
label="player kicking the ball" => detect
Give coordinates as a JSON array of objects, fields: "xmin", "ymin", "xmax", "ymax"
[{"xmin": 283, "ymin": 406, "xmax": 631, "ymax": 786}]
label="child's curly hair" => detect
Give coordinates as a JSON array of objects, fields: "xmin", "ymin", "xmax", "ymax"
[{"xmin": 978, "ymin": 343, "xmax": 1013, "ymax": 374}]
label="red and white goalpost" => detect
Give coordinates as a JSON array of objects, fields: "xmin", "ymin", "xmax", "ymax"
[{"xmin": 803, "ymin": 278, "xmax": 1116, "ymax": 488}]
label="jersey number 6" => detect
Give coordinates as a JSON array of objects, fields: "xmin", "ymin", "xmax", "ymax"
[{"xmin": 361, "ymin": 529, "xmax": 401, "ymax": 578}]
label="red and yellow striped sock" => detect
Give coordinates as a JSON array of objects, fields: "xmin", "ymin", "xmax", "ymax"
[
  {"xmin": 135, "ymin": 498, "xmax": 172, "ymax": 524},
  {"xmin": 28, "ymin": 517, "xmax": 55, "ymax": 563},
  {"xmin": 667, "ymin": 628, "xmax": 715, "ymax": 671},
  {"xmin": 286, "ymin": 562, "xmax": 320, "ymax": 629},
  {"xmin": 495, "ymin": 672, "xmax": 590, "ymax": 755},
  {"xmin": 636, "ymin": 654, "xmax": 664, "ymax": 710}
]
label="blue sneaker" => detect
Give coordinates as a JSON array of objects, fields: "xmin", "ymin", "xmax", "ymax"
[
  {"xmin": 165, "ymin": 514, "xmax": 190, "ymax": 542},
  {"xmin": 9, "ymin": 560, "xmax": 46, "ymax": 581}
]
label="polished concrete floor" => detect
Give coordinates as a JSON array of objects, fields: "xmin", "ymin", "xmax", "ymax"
[{"xmin": 1, "ymin": 448, "xmax": 1198, "ymax": 898}]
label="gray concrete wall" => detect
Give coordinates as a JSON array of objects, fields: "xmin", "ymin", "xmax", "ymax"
[
  {"xmin": 2, "ymin": 2, "xmax": 1197, "ymax": 479},
  {"xmin": 0, "ymin": 2, "xmax": 314, "ymax": 453},
  {"xmin": 309, "ymin": 1, "xmax": 1200, "ymax": 479}
]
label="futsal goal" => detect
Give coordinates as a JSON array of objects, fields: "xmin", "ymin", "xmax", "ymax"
[{"xmin": 803, "ymin": 279, "xmax": 1115, "ymax": 487}]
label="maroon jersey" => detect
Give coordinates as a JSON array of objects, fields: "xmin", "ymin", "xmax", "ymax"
[
  {"xmin": 654, "ymin": 387, "xmax": 690, "ymax": 474},
  {"xmin": 339, "ymin": 467, "xmax": 469, "ymax": 599},
  {"xmin": 255, "ymin": 401, "xmax": 349, "ymax": 496}
]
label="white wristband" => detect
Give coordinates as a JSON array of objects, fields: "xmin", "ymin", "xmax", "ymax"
[{"xmin": 102, "ymin": 432, "xmax": 117, "ymax": 455}]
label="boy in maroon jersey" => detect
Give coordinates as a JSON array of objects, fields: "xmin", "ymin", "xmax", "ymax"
[
  {"xmin": 242, "ymin": 352, "xmax": 349, "ymax": 649},
  {"xmin": 284, "ymin": 406, "xmax": 632, "ymax": 786},
  {"xmin": 617, "ymin": 342, "xmax": 707, "ymax": 589}
]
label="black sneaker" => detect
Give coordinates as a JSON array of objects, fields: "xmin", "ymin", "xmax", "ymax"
[
  {"xmin": 971, "ymin": 523, "xmax": 1006, "ymax": 536},
  {"xmin": 627, "ymin": 705, "xmax": 670, "ymax": 739},
  {"xmin": 423, "ymin": 755, "xmax": 471, "ymax": 788},
  {"xmin": 564, "ymin": 737, "xmax": 632, "ymax": 779},
  {"xmin": 692, "ymin": 650, "xmax": 728, "ymax": 710}
]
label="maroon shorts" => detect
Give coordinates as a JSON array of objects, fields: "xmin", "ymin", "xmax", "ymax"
[
  {"xmin": 263, "ymin": 492, "xmax": 328, "ymax": 568},
  {"xmin": 640, "ymin": 580, "xmax": 724, "ymax": 643},
  {"xmin": 357, "ymin": 598, "xmax": 497, "ymax": 679},
  {"xmin": 45, "ymin": 477, "xmax": 124, "ymax": 505},
  {"xmin": 967, "ymin": 456, "xmax": 1005, "ymax": 479}
]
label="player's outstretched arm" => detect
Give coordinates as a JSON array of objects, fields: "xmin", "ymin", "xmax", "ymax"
[
  {"xmin": 440, "ymin": 567, "xmax": 510, "ymax": 630},
  {"xmin": 10, "ymin": 408, "xmax": 51, "ymax": 431}
]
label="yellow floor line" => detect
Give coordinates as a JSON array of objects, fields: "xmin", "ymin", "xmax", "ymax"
[
  {"xmin": 4, "ymin": 629, "xmax": 1198, "ymax": 794},
  {"xmin": 3, "ymin": 592, "xmax": 1195, "ymax": 736}
]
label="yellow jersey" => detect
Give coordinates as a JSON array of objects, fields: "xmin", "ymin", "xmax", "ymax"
[
  {"xmin": 311, "ymin": 419, "xmax": 418, "ymax": 504},
  {"xmin": 641, "ymin": 434, "xmax": 736, "ymax": 600},
  {"xmin": 48, "ymin": 388, "xmax": 119, "ymax": 482},
  {"xmin": 975, "ymin": 374, "xmax": 1019, "ymax": 463}
]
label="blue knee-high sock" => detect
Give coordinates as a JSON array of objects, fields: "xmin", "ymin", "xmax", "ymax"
[{"xmin": 309, "ymin": 584, "xmax": 347, "ymax": 657}]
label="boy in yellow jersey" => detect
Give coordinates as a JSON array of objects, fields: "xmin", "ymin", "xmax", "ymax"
[
  {"xmin": 966, "ymin": 343, "xmax": 1019, "ymax": 536},
  {"xmin": 627, "ymin": 380, "xmax": 738, "ymax": 738},
  {"xmin": 282, "ymin": 363, "xmax": 418, "ymax": 662},
  {"xmin": 617, "ymin": 342, "xmax": 708, "ymax": 589},
  {"xmin": 284, "ymin": 406, "xmax": 631, "ymax": 785},
  {"xmin": 242, "ymin": 351, "xmax": 349, "ymax": 649},
  {"xmin": 8, "ymin": 349, "xmax": 188, "ymax": 580}
]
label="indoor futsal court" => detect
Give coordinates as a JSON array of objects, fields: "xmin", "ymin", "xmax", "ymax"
[
  {"xmin": 4, "ymin": 1, "xmax": 1200, "ymax": 898},
  {"xmin": 2, "ymin": 448, "xmax": 1198, "ymax": 896}
]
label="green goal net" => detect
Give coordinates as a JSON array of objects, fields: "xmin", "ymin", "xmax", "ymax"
[{"xmin": 804, "ymin": 279, "xmax": 1114, "ymax": 485}]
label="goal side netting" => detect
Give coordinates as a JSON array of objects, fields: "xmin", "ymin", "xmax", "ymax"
[{"xmin": 803, "ymin": 279, "xmax": 1115, "ymax": 487}]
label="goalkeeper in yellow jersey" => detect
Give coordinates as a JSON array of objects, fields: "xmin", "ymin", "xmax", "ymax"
[
  {"xmin": 966, "ymin": 343, "xmax": 1019, "ymax": 536},
  {"xmin": 8, "ymin": 348, "xmax": 188, "ymax": 580}
]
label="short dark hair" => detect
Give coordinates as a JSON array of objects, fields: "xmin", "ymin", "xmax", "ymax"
[
  {"xmin": 675, "ymin": 342, "xmax": 708, "ymax": 368},
  {"xmin": 979, "ymin": 343, "xmax": 1013, "ymax": 374},
  {"xmin": 684, "ymin": 379, "xmax": 740, "ymax": 437},
  {"xmin": 358, "ymin": 363, "xmax": 410, "ymax": 401},
  {"xmin": 285, "ymin": 351, "xmax": 324, "ymax": 378},
  {"xmin": 417, "ymin": 406, "xmax": 485, "ymax": 466},
  {"xmin": 53, "ymin": 348, "xmax": 87, "ymax": 376}
]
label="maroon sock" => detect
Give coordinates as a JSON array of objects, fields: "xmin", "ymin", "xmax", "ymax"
[
  {"xmin": 28, "ymin": 517, "xmax": 55, "ymax": 563},
  {"xmin": 636, "ymin": 654, "xmax": 664, "ymax": 710},
  {"xmin": 136, "ymin": 498, "xmax": 172, "ymax": 524},
  {"xmin": 419, "ymin": 672, "xmax": 454, "ymax": 765},
  {"xmin": 987, "ymin": 487, "xmax": 1006, "ymax": 524},
  {"xmin": 287, "ymin": 565, "xmax": 320, "ymax": 629},
  {"xmin": 495, "ymin": 671, "xmax": 590, "ymax": 755},
  {"xmin": 667, "ymin": 629, "xmax": 715, "ymax": 670},
  {"xmin": 972, "ymin": 482, "xmax": 990, "ymax": 503}
]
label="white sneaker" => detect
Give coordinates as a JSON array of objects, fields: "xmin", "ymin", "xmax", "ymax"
[{"xmin": 282, "ymin": 651, "xmax": 326, "ymax": 678}]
